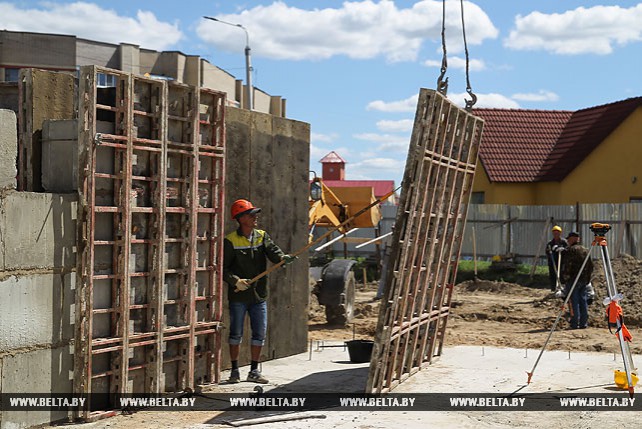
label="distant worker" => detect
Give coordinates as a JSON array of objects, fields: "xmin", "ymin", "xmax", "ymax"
[
  {"xmin": 223, "ymin": 199, "xmax": 296, "ymax": 384},
  {"xmin": 560, "ymin": 231, "xmax": 593, "ymax": 329},
  {"xmin": 545, "ymin": 225, "xmax": 568, "ymax": 292}
]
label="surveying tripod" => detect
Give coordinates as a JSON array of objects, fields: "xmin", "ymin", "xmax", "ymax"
[{"xmin": 527, "ymin": 223, "xmax": 637, "ymax": 397}]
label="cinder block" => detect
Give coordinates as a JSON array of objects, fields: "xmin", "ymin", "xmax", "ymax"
[
  {"xmin": 0, "ymin": 345, "xmax": 73, "ymax": 428},
  {"xmin": 41, "ymin": 120, "xmax": 114, "ymax": 192},
  {"xmin": 0, "ymin": 272, "xmax": 75, "ymax": 351},
  {"xmin": 1, "ymin": 192, "xmax": 77, "ymax": 270},
  {"xmin": 0, "ymin": 109, "xmax": 17, "ymax": 190},
  {"xmin": 42, "ymin": 119, "xmax": 77, "ymax": 141}
]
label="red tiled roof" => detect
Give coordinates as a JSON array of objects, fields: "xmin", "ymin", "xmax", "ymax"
[
  {"xmin": 322, "ymin": 180, "xmax": 395, "ymax": 198},
  {"xmin": 474, "ymin": 97, "xmax": 642, "ymax": 183},
  {"xmin": 473, "ymin": 109, "xmax": 572, "ymax": 182},
  {"xmin": 319, "ymin": 151, "xmax": 347, "ymax": 164}
]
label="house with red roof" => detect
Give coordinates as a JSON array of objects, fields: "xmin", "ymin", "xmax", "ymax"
[
  {"xmin": 318, "ymin": 151, "xmax": 397, "ymax": 205},
  {"xmin": 472, "ymin": 97, "xmax": 642, "ymax": 204}
]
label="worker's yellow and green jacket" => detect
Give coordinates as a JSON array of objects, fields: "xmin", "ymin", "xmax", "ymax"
[{"xmin": 223, "ymin": 228, "xmax": 284, "ymax": 303}]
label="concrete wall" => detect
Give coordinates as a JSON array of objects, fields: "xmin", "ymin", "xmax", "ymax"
[
  {"xmin": 223, "ymin": 107, "xmax": 310, "ymax": 368},
  {"xmin": 0, "ymin": 110, "xmax": 17, "ymax": 190},
  {"xmin": 76, "ymin": 39, "xmax": 119, "ymax": 69},
  {"xmin": 0, "ymin": 31, "xmax": 76, "ymax": 70},
  {"xmin": 201, "ymin": 61, "xmax": 239, "ymax": 105}
]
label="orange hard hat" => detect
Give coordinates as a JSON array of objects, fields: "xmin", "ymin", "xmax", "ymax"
[{"xmin": 230, "ymin": 199, "xmax": 261, "ymax": 220}]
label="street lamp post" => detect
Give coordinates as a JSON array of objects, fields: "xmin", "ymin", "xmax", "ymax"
[{"xmin": 203, "ymin": 16, "xmax": 253, "ymax": 110}]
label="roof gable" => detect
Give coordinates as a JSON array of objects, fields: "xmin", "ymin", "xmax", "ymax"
[
  {"xmin": 319, "ymin": 151, "xmax": 347, "ymax": 164},
  {"xmin": 536, "ymin": 97, "xmax": 642, "ymax": 181},
  {"xmin": 474, "ymin": 97, "xmax": 642, "ymax": 183}
]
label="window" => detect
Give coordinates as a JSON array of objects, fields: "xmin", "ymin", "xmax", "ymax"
[
  {"xmin": 97, "ymin": 73, "xmax": 117, "ymax": 88},
  {"xmin": 471, "ymin": 192, "xmax": 485, "ymax": 204},
  {"xmin": 4, "ymin": 68, "xmax": 20, "ymax": 82}
]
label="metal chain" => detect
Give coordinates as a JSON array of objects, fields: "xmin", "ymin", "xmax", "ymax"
[
  {"xmin": 436, "ymin": 0, "xmax": 448, "ymax": 95},
  {"xmin": 460, "ymin": 0, "xmax": 477, "ymax": 111}
]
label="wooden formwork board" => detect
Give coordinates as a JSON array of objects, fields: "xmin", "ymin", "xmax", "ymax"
[
  {"xmin": 75, "ymin": 66, "xmax": 226, "ymax": 418},
  {"xmin": 367, "ymin": 89, "xmax": 483, "ymax": 393}
]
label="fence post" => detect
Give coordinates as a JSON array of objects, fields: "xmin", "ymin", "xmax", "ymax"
[{"xmin": 530, "ymin": 217, "xmax": 551, "ymax": 278}]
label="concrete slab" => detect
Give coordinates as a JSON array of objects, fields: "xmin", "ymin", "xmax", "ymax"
[
  {"xmin": 74, "ymin": 345, "xmax": 641, "ymax": 429},
  {"xmin": 0, "ymin": 109, "xmax": 17, "ymax": 190},
  {"xmin": 0, "ymin": 344, "xmax": 73, "ymax": 429},
  {"xmin": 0, "ymin": 272, "xmax": 75, "ymax": 351},
  {"xmin": 0, "ymin": 192, "xmax": 77, "ymax": 270}
]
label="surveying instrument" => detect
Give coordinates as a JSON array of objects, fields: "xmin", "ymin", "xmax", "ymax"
[{"xmin": 527, "ymin": 222, "xmax": 638, "ymax": 397}]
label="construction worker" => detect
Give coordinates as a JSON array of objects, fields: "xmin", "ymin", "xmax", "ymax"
[
  {"xmin": 223, "ymin": 199, "xmax": 296, "ymax": 384},
  {"xmin": 560, "ymin": 231, "xmax": 593, "ymax": 329},
  {"xmin": 545, "ymin": 225, "xmax": 568, "ymax": 291}
]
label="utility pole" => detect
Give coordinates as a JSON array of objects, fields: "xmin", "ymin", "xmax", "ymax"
[{"xmin": 203, "ymin": 16, "xmax": 253, "ymax": 110}]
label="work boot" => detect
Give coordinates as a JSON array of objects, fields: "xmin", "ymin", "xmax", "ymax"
[
  {"xmin": 228, "ymin": 369, "xmax": 240, "ymax": 383},
  {"xmin": 247, "ymin": 369, "xmax": 269, "ymax": 384}
]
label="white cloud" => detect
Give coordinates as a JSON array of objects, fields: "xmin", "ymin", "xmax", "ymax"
[
  {"xmin": 348, "ymin": 157, "xmax": 406, "ymax": 179},
  {"xmin": 353, "ymin": 132, "xmax": 409, "ymax": 153},
  {"xmin": 311, "ymin": 132, "xmax": 339, "ymax": 143},
  {"xmin": 511, "ymin": 90, "xmax": 559, "ymax": 102},
  {"xmin": 367, "ymin": 94, "xmax": 418, "ymax": 112},
  {"xmin": 310, "ymin": 144, "xmax": 329, "ymax": 161},
  {"xmin": 0, "ymin": 2, "xmax": 182, "ymax": 51},
  {"xmin": 377, "ymin": 142, "xmax": 409, "ymax": 153},
  {"xmin": 371, "ymin": 91, "xmax": 520, "ymax": 112},
  {"xmin": 424, "ymin": 56, "xmax": 486, "ymax": 71},
  {"xmin": 353, "ymin": 133, "xmax": 405, "ymax": 143},
  {"xmin": 448, "ymin": 92, "xmax": 520, "ymax": 109},
  {"xmin": 376, "ymin": 119, "xmax": 414, "ymax": 133},
  {"xmin": 197, "ymin": 0, "xmax": 498, "ymax": 62},
  {"xmin": 505, "ymin": 4, "xmax": 642, "ymax": 55}
]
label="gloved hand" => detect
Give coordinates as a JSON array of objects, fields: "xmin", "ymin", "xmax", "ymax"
[
  {"xmin": 553, "ymin": 245, "xmax": 565, "ymax": 253},
  {"xmin": 282, "ymin": 254, "xmax": 297, "ymax": 265},
  {"xmin": 235, "ymin": 278, "xmax": 250, "ymax": 292}
]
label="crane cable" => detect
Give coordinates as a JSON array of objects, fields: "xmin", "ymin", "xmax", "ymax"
[
  {"xmin": 436, "ymin": 0, "xmax": 448, "ymax": 95},
  {"xmin": 436, "ymin": 0, "xmax": 478, "ymax": 111}
]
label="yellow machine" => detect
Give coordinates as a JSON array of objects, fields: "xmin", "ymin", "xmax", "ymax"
[
  {"xmin": 308, "ymin": 176, "xmax": 381, "ymax": 234},
  {"xmin": 308, "ymin": 175, "xmax": 384, "ymax": 325}
]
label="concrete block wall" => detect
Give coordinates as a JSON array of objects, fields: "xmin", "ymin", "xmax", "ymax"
[
  {"xmin": 0, "ymin": 109, "xmax": 77, "ymax": 428},
  {"xmin": 0, "ymin": 193, "xmax": 77, "ymax": 429}
]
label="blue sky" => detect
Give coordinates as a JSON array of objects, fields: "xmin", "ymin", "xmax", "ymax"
[{"xmin": 2, "ymin": 1, "xmax": 641, "ymax": 186}]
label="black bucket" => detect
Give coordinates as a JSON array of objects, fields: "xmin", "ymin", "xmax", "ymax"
[{"xmin": 346, "ymin": 340, "xmax": 374, "ymax": 363}]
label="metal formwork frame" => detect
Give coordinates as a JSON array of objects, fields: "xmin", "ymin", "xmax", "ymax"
[
  {"xmin": 75, "ymin": 66, "xmax": 226, "ymax": 419},
  {"xmin": 367, "ymin": 89, "xmax": 483, "ymax": 393}
]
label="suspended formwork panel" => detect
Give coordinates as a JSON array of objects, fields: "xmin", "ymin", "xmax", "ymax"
[
  {"xmin": 367, "ymin": 89, "xmax": 484, "ymax": 393},
  {"xmin": 74, "ymin": 66, "xmax": 226, "ymax": 419}
]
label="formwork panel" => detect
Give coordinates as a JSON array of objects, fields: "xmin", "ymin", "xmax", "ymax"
[
  {"xmin": 75, "ymin": 66, "xmax": 225, "ymax": 418},
  {"xmin": 367, "ymin": 89, "xmax": 483, "ymax": 393}
]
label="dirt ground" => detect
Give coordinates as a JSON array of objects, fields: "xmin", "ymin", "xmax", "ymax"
[{"xmin": 308, "ymin": 254, "xmax": 642, "ymax": 354}]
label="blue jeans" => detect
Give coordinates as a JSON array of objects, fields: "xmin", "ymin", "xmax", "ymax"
[
  {"xmin": 228, "ymin": 301, "xmax": 267, "ymax": 346},
  {"xmin": 570, "ymin": 284, "xmax": 589, "ymax": 328}
]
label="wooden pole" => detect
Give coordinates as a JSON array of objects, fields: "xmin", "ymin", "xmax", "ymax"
[{"xmin": 472, "ymin": 226, "xmax": 478, "ymax": 278}]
